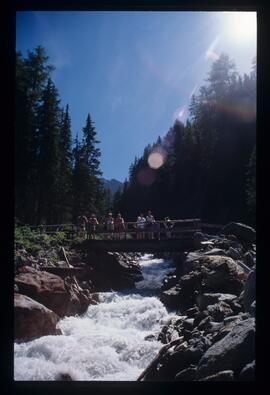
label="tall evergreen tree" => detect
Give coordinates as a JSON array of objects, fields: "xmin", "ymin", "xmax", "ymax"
[
  {"xmin": 72, "ymin": 115, "xmax": 105, "ymax": 220},
  {"xmin": 37, "ymin": 78, "xmax": 61, "ymax": 224},
  {"xmin": 15, "ymin": 46, "xmax": 54, "ymax": 224},
  {"xmin": 57, "ymin": 104, "xmax": 73, "ymax": 223}
]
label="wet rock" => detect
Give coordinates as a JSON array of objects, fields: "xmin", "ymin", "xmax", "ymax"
[
  {"xmin": 175, "ymin": 366, "xmax": 197, "ymax": 381},
  {"xmin": 15, "ymin": 266, "xmax": 92, "ymax": 317},
  {"xmin": 160, "ymin": 286, "xmax": 181, "ymax": 309},
  {"xmin": 200, "ymin": 370, "xmax": 234, "ymax": 381},
  {"xmin": 162, "ymin": 274, "xmax": 178, "ymax": 291},
  {"xmin": 239, "ymin": 360, "xmax": 255, "ymax": 381},
  {"xmin": 196, "ymin": 318, "xmax": 255, "ymax": 379},
  {"xmin": 14, "ymin": 293, "xmax": 61, "ymax": 343},
  {"xmin": 86, "ymin": 251, "xmax": 143, "ymax": 291},
  {"xmin": 222, "ymin": 222, "xmax": 256, "ymax": 243}
]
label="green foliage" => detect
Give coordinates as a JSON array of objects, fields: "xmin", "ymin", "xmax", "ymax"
[
  {"xmin": 16, "ymin": 46, "xmax": 106, "ymax": 226},
  {"xmin": 15, "ymin": 226, "xmax": 68, "ymax": 254}
]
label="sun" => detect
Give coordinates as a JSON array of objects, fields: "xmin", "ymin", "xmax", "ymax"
[{"xmin": 221, "ymin": 12, "xmax": 257, "ymax": 44}]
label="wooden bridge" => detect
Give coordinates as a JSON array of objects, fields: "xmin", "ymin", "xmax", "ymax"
[{"xmin": 25, "ymin": 219, "xmax": 214, "ymax": 253}]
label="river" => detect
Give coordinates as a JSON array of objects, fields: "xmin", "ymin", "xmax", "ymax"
[{"xmin": 14, "ymin": 254, "xmax": 177, "ymax": 381}]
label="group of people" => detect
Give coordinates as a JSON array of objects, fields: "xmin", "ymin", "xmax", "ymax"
[{"xmin": 77, "ymin": 210, "xmax": 174, "ymax": 240}]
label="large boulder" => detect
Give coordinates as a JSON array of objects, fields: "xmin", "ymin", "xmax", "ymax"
[
  {"xmin": 15, "ymin": 266, "xmax": 91, "ymax": 317},
  {"xmin": 14, "ymin": 293, "xmax": 61, "ymax": 343},
  {"xmin": 86, "ymin": 252, "xmax": 143, "ymax": 291},
  {"xmin": 196, "ymin": 318, "xmax": 255, "ymax": 379},
  {"xmin": 202, "ymin": 255, "xmax": 246, "ymax": 295},
  {"xmin": 222, "ymin": 222, "xmax": 256, "ymax": 243}
]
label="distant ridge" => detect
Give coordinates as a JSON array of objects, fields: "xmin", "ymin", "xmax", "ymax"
[{"xmin": 101, "ymin": 178, "xmax": 123, "ymax": 196}]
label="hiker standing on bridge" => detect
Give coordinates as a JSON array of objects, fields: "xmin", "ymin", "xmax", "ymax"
[
  {"xmin": 164, "ymin": 217, "xmax": 174, "ymax": 239},
  {"xmin": 114, "ymin": 213, "xmax": 125, "ymax": 239},
  {"xmin": 88, "ymin": 213, "xmax": 99, "ymax": 239},
  {"xmin": 105, "ymin": 212, "xmax": 114, "ymax": 239},
  {"xmin": 146, "ymin": 210, "xmax": 155, "ymax": 239},
  {"xmin": 77, "ymin": 215, "xmax": 88, "ymax": 239},
  {"xmin": 136, "ymin": 213, "xmax": 146, "ymax": 239}
]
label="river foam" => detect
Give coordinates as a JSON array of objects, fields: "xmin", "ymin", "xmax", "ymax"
[{"xmin": 14, "ymin": 254, "xmax": 175, "ymax": 381}]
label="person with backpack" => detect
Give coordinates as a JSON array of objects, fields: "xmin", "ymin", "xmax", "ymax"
[
  {"xmin": 105, "ymin": 212, "xmax": 114, "ymax": 239},
  {"xmin": 164, "ymin": 217, "xmax": 174, "ymax": 239},
  {"xmin": 88, "ymin": 213, "xmax": 99, "ymax": 239},
  {"xmin": 114, "ymin": 213, "xmax": 125, "ymax": 239},
  {"xmin": 136, "ymin": 213, "xmax": 146, "ymax": 239}
]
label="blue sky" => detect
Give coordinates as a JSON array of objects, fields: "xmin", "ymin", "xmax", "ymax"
[{"xmin": 16, "ymin": 11, "xmax": 256, "ymax": 182}]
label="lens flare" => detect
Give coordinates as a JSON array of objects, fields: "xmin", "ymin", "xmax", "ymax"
[
  {"xmin": 205, "ymin": 36, "xmax": 220, "ymax": 61},
  {"xmin": 148, "ymin": 152, "xmax": 164, "ymax": 169}
]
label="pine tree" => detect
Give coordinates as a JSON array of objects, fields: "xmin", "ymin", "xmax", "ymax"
[
  {"xmin": 15, "ymin": 46, "xmax": 54, "ymax": 224},
  {"xmin": 57, "ymin": 104, "xmax": 73, "ymax": 223},
  {"xmin": 72, "ymin": 115, "xmax": 105, "ymax": 220},
  {"xmin": 36, "ymin": 78, "xmax": 61, "ymax": 224}
]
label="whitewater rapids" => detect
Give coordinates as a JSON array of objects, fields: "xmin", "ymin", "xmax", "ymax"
[{"xmin": 14, "ymin": 254, "xmax": 176, "ymax": 381}]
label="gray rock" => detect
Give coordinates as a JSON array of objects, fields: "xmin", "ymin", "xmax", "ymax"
[
  {"xmin": 200, "ymin": 370, "xmax": 234, "ymax": 381},
  {"xmin": 196, "ymin": 318, "xmax": 255, "ymax": 378},
  {"xmin": 227, "ymin": 247, "xmax": 242, "ymax": 260},
  {"xmin": 222, "ymin": 222, "xmax": 256, "ymax": 243},
  {"xmin": 206, "ymin": 301, "xmax": 233, "ymax": 322},
  {"xmin": 239, "ymin": 360, "xmax": 255, "ymax": 381},
  {"xmin": 243, "ymin": 269, "xmax": 256, "ymax": 313},
  {"xmin": 196, "ymin": 293, "xmax": 237, "ymax": 311}
]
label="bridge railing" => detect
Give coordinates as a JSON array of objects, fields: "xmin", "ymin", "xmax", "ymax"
[{"xmin": 20, "ymin": 219, "xmax": 201, "ymax": 240}]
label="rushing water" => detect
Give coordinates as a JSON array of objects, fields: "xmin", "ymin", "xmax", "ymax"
[{"xmin": 14, "ymin": 254, "xmax": 176, "ymax": 381}]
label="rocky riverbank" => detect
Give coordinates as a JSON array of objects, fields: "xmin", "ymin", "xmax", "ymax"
[
  {"xmin": 14, "ymin": 245, "xmax": 143, "ymax": 343},
  {"xmin": 138, "ymin": 222, "xmax": 256, "ymax": 381}
]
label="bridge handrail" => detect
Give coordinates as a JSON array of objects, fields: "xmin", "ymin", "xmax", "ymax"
[
  {"xmin": 20, "ymin": 218, "xmax": 201, "ymax": 230},
  {"xmin": 17, "ymin": 219, "xmax": 201, "ymax": 240}
]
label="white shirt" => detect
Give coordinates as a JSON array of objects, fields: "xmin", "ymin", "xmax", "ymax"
[{"xmin": 137, "ymin": 216, "xmax": 146, "ymax": 229}]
